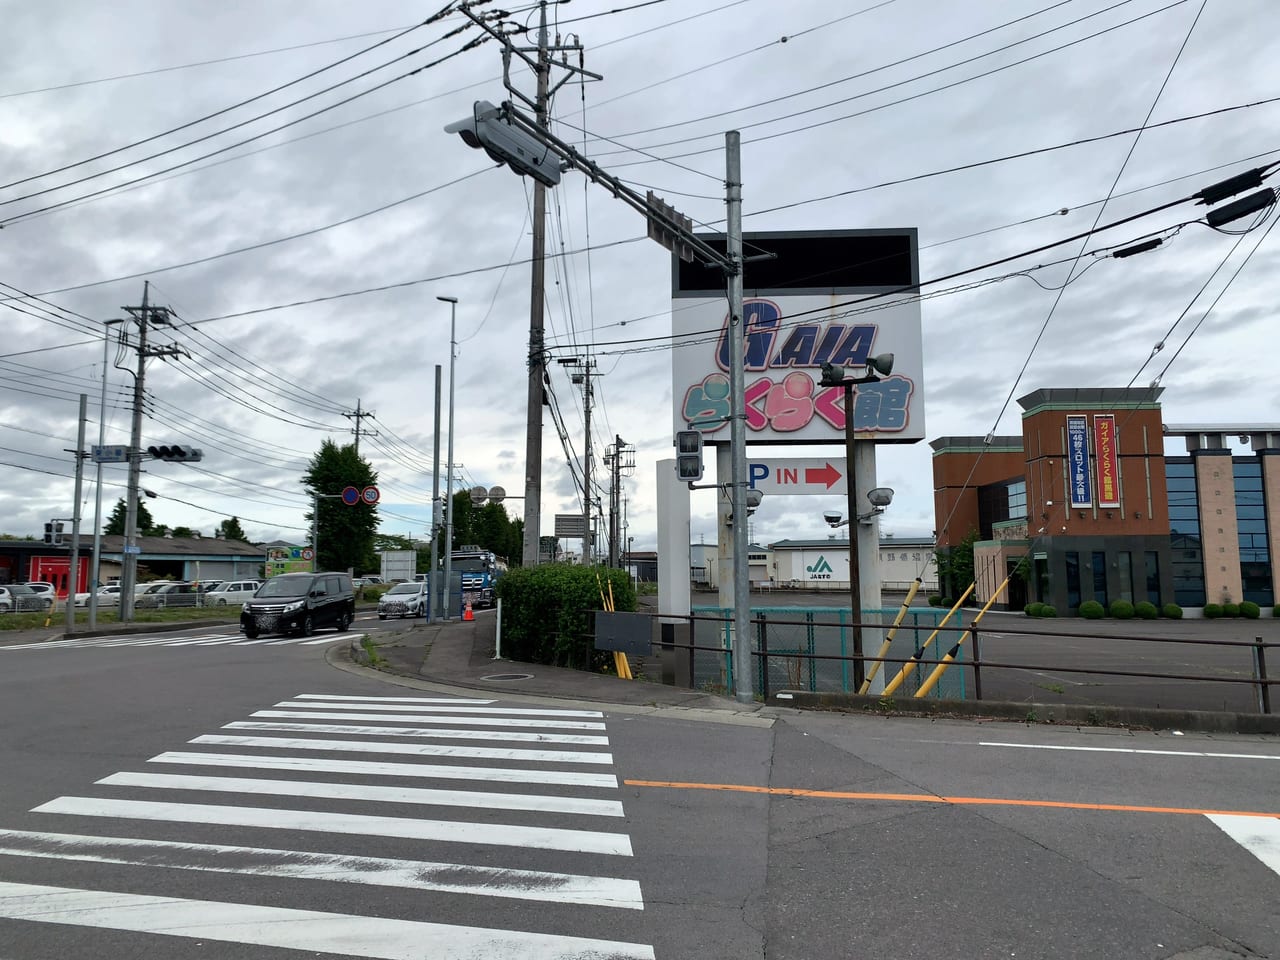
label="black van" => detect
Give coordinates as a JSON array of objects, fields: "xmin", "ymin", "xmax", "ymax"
[{"xmin": 240, "ymin": 572, "xmax": 355, "ymax": 638}]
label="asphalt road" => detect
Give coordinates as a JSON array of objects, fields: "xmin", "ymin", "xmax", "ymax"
[{"xmin": 0, "ymin": 619, "xmax": 1275, "ymax": 958}]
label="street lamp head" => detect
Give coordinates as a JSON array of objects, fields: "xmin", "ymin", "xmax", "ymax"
[
  {"xmin": 819, "ymin": 353, "xmax": 895, "ymax": 387},
  {"xmin": 867, "ymin": 486, "xmax": 894, "ymax": 508},
  {"xmin": 823, "ymin": 510, "xmax": 843, "ymax": 527},
  {"xmin": 436, "ymin": 296, "xmax": 458, "ymax": 304},
  {"xmin": 866, "ymin": 353, "xmax": 895, "ymax": 377}
]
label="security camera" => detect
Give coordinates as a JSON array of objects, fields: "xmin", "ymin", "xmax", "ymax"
[
  {"xmin": 867, "ymin": 487, "xmax": 894, "ymax": 508},
  {"xmin": 823, "ymin": 510, "xmax": 843, "ymax": 526}
]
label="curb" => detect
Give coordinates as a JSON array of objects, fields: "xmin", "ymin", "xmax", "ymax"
[{"xmin": 773, "ymin": 690, "xmax": 1280, "ymax": 734}]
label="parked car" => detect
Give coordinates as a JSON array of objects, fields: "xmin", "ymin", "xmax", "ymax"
[
  {"xmin": 0, "ymin": 584, "xmax": 49, "ymax": 614},
  {"xmin": 203, "ymin": 580, "xmax": 261, "ymax": 606},
  {"xmin": 378, "ymin": 581, "xmax": 430, "ymax": 619},
  {"xmin": 136, "ymin": 581, "xmax": 200, "ymax": 609},
  {"xmin": 73, "ymin": 584, "xmax": 123, "ymax": 607},
  {"xmin": 363, "ymin": 576, "xmax": 385, "ymax": 584},
  {"xmin": 195, "ymin": 580, "xmax": 224, "ymax": 594},
  {"xmin": 24, "ymin": 582, "xmax": 58, "ymax": 604},
  {"xmin": 240, "ymin": 572, "xmax": 354, "ymax": 638}
]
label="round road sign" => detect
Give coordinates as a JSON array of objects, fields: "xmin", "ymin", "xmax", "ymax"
[
  {"xmin": 341, "ymin": 486, "xmax": 360, "ymax": 505},
  {"xmin": 488, "ymin": 485, "xmax": 506, "ymax": 504},
  {"xmin": 361, "ymin": 485, "xmax": 380, "ymax": 505},
  {"xmin": 301, "ymin": 548, "xmax": 315, "ymax": 561}
]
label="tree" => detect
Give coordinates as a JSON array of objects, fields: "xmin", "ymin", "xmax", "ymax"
[
  {"xmin": 373, "ymin": 532, "xmax": 415, "ymax": 552},
  {"xmin": 304, "ymin": 439, "xmax": 378, "ymax": 574},
  {"xmin": 104, "ymin": 498, "xmax": 155, "ymax": 536},
  {"xmin": 434, "ymin": 492, "xmax": 522, "ymax": 566},
  {"xmin": 218, "ymin": 517, "xmax": 249, "ymax": 542},
  {"xmin": 171, "ymin": 526, "xmax": 195, "ymax": 538},
  {"xmin": 935, "ymin": 527, "xmax": 980, "ymax": 603}
]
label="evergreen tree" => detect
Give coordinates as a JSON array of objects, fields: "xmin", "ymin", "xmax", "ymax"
[
  {"xmin": 104, "ymin": 498, "xmax": 155, "ymax": 536},
  {"xmin": 218, "ymin": 517, "xmax": 249, "ymax": 542},
  {"xmin": 304, "ymin": 439, "xmax": 378, "ymax": 573}
]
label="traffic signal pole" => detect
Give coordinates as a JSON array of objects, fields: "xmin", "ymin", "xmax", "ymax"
[{"xmin": 119, "ymin": 283, "xmax": 149, "ymax": 622}]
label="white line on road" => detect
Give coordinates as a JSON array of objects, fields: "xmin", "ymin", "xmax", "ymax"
[
  {"xmin": 293, "ymin": 693, "xmax": 494, "ymax": 704},
  {"xmin": 191, "ymin": 733, "xmax": 615, "ymax": 764},
  {"xmin": 151, "ymin": 749, "xmax": 618, "ymax": 787},
  {"xmin": 224, "ymin": 719, "xmax": 611, "ymax": 746},
  {"xmin": 0, "ymin": 829, "xmax": 644, "ymax": 908},
  {"xmin": 0, "ymin": 881, "xmax": 654, "ymax": 958},
  {"xmin": 252, "ymin": 709, "xmax": 607, "ymax": 730},
  {"xmin": 33, "ymin": 797, "xmax": 634, "ymax": 856},
  {"xmin": 274, "ymin": 700, "xmax": 603, "ymax": 718},
  {"xmin": 981, "ymin": 741, "xmax": 1280, "ymax": 761},
  {"xmin": 1206, "ymin": 814, "xmax": 1280, "ymax": 879},
  {"xmin": 99, "ymin": 771, "xmax": 626, "ymax": 817}
]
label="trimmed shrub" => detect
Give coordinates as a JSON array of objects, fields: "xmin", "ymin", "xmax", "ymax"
[
  {"xmin": 927, "ymin": 595, "xmax": 942, "ymax": 607},
  {"xmin": 494, "ymin": 564, "xmax": 636, "ymax": 670},
  {"xmin": 1108, "ymin": 599, "xmax": 1135, "ymax": 620},
  {"xmin": 1078, "ymin": 600, "xmax": 1105, "ymax": 619},
  {"xmin": 1203, "ymin": 603, "xmax": 1223, "ymax": 619},
  {"xmin": 1025, "ymin": 602, "xmax": 1045, "ymax": 617},
  {"xmin": 1240, "ymin": 600, "xmax": 1261, "ymax": 619},
  {"xmin": 1134, "ymin": 601, "xmax": 1159, "ymax": 619},
  {"xmin": 1040, "ymin": 605, "xmax": 1058, "ymax": 618},
  {"xmin": 1162, "ymin": 603, "xmax": 1183, "ymax": 619},
  {"xmin": 1274, "ymin": 603, "xmax": 1280, "ymax": 618},
  {"xmin": 939, "ymin": 597, "xmax": 954, "ymax": 608},
  {"xmin": 1223, "ymin": 602, "xmax": 1240, "ymax": 618}
]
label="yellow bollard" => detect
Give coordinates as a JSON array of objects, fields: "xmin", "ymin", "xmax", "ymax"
[
  {"xmin": 882, "ymin": 583, "xmax": 975, "ymax": 696},
  {"xmin": 859, "ymin": 578, "xmax": 921, "ymax": 694}
]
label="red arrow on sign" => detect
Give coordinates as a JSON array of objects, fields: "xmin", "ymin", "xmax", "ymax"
[{"xmin": 805, "ymin": 462, "xmax": 843, "ymax": 489}]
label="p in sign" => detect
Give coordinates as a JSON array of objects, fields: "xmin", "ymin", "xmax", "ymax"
[
  {"xmin": 361, "ymin": 485, "xmax": 380, "ymax": 505},
  {"xmin": 341, "ymin": 486, "xmax": 360, "ymax": 506},
  {"xmin": 747, "ymin": 458, "xmax": 847, "ymax": 495}
]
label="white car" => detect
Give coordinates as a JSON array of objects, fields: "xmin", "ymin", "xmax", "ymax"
[
  {"xmin": 203, "ymin": 580, "xmax": 262, "ymax": 606},
  {"xmin": 0, "ymin": 584, "xmax": 49, "ymax": 614},
  {"xmin": 74, "ymin": 584, "xmax": 123, "ymax": 607},
  {"xmin": 377, "ymin": 581, "xmax": 429, "ymax": 619}
]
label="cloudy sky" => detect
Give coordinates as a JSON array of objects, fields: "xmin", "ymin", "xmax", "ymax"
[{"xmin": 2, "ymin": 0, "xmax": 1278, "ymax": 559}]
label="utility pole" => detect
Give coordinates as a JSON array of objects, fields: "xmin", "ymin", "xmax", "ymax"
[
  {"xmin": 64, "ymin": 394, "xmax": 87, "ymax": 631},
  {"xmin": 343, "ymin": 399, "xmax": 378, "ymax": 454},
  {"xmin": 454, "ymin": 2, "xmax": 599, "ymax": 568},
  {"xmin": 558, "ymin": 356, "xmax": 596, "ymax": 564},
  {"xmin": 88, "ymin": 318, "xmax": 123, "ymax": 630},
  {"xmin": 605, "ymin": 434, "xmax": 634, "ymax": 567},
  {"xmin": 430, "ymin": 364, "xmax": 442, "ymax": 623},
  {"xmin": 118, "ymin": 281, "xmax": 182, "ymax": 622}
]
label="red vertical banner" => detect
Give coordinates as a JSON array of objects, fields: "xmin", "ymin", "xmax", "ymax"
[{"xmin": 1093, "ymin": 414, "xmax": 1119, "ymax": 508}]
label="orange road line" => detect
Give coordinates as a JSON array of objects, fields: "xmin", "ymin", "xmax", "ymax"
[{"xmin": 622, "ymin": 780, "xmax": 1280, "ymax": 819}]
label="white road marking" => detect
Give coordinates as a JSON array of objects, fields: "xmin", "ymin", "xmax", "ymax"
[
  {"xmin": 33, "ymin": 797, "xmax": 634, "ymax": 855},
  {"xmin": 274, "ymin": 699, "xmax": 603, "ymax": 718},
  {"xmin": 1206, "ymin": 814, "xmax": 1280, "ymax": 878},
  {"xmin": 294, "ymin": 693, "xmax": 493, "ymax": 704},
  {"xmin": 191, "ymin": 733, "xmax": 614, "ymax": 764},
  {"xmin": 252, "ymin": 709, "xmax": 607, "ymax": 730},
  {"xmin": 0, "ymin": 881, "xmax": 654, "ymax": 958},
  {"xmin": 981, "ymin": 741, "xmax": 1280, "ymax": 761},
  {"xmin": 0, "ymin": 829, "xmax": 644, "ymax": 908},
  {"xmin": 151, "ymin": 749, "xmax": 618, "ymax": 787},
  {"xmin": 99, "ymin": 771, "xmax": 625, "ymax": 817},
  {"xmin": 224, "ymin": 719, "xmax": 611, "ymax": 746}
]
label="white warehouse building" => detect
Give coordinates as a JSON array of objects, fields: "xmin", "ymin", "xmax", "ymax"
[{"xmin": 691, "ymin": 537, "xmax": 938, "ymax": 593}]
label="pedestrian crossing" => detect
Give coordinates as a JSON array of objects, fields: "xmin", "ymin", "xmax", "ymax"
[
  {"xmin": 0, "ymin": 692, "xmax": 655, "ymax": 958},
  {"xmin": 0, "ymin": 629, "xmax": 361, "ymax": 650}
]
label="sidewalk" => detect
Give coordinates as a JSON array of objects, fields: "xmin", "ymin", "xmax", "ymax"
[{"xmin": 350, "ymin": 614, "xmax": 758, "ymax": 713}]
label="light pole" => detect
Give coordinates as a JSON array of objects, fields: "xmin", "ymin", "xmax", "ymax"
[
  {"xmin": 438, "ymin": 296, "xmax": 458, "ymax": 620},
  {"xmin": 819, "ymin": 353, "xmax": 895, "ymax": 691},
  {"xmin": 88, "ymin": 319, "xmax": 124, "ymax": 629}
]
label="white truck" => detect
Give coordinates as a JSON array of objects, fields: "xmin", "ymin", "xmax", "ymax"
[{"xmin": 378, "ymin": 549, "xmax": 417, "ymax": 583}]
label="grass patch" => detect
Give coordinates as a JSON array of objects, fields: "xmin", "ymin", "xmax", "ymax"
[{"xmin": 359, "ymin": 636, "xmax": 386, "ymax": 667}]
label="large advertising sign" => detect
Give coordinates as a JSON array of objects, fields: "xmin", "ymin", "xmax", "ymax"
[
  {"xmin": 1067, "ymin": 415, "xmax": 1092, "ymax": 508},
  {"xmin": 671, "ymin": 230, "xmax": 924, "ymax": 445},
  {"xmin": 1093, "ymin": 414, "xmax": 1119, "ymax": 508}
]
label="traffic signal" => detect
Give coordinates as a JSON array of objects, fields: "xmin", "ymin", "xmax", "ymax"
[
  {"xmin": 444, "ymin": 100, "xmax": 562, "ymax": 187},
  {"xmin": 675, "ymin": 430, "xmax": 704, "ymax": 482},
  {"xmin": 43, "ymin": 521, "xmax": 64, "ymax": 545},
  {"xmin": 147, "ymin": 444, "xmax": 203, "ymax": 462}
]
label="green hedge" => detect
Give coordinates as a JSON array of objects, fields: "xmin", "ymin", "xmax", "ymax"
[
  {"xmin": 494, "ymin": 564, "xmax": 636, "ymax": 670},
  {"xmin": 1203, "ymin": 603, "xmax": 1223, "ymax": 619},
  {"xmin": 1240, "ymin": 600, "xmax": 1261, "ymax": 619},
  {"xmin": 1222, "ymin": 602, "xmax": 1240, "ymax": 618},
  {"xmin": 1108, "ymin": 599, "xmax": 1135, "ymax": 620},
  {"xmin": 1040, "ymin": 604, "xmax": 1057, "ymax": 618},
  {"xmin": 927, "ymin": 594, "xmax": 942, "ymax": 606},
  {"xmin": 1134, "ymin": 601, "xmax": 1158, "ymax": 619},
  {"xmin": 1025, "ymin": 602, "xmax": 1045, "ymax": 617},
  {"xmin": 1078, "ymin": 600, "xmax": 1104, "ymax": 619},
  {"xmin": 1162, "ymin": 603, "xmax": 1182, "ymax": 619}
]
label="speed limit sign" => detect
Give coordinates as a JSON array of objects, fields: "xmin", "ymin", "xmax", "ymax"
[{"xmin": 361, "ymin": 486, "xmax": 380, "ymax": 505}]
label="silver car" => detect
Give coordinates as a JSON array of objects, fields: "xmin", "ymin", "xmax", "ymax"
[
  {"xmin": 377, "ymin": 581, "xmax": 429, "ymax": 619},
  {"xmin": 0, "ymin": 584, "xmax": 49, "ymax": 614},
  {"xmin": 203, "ymin": 580, "xmax": 262, "ymax": 606}
]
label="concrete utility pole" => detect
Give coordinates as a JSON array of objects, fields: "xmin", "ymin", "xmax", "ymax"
[
  {"xmin": 343, "ymin": 399, "xmax": 378, "ymax": 454},
  {"xmin": 430, "ymin": 364, "xmax": 442, "ymax": 623},
  {"xmin": 64, "ymin": 394, "xmax": 87, "ymax": 630},
  {"xmin": 88, "ymin": 318, "xmax": 123, "ymax": 630},
  {"xmin": 558, "ymin": 356, "xmax": 596, "ymax": 564},
  {"xmin": 438, "ymin": 296, "xmax": 458, "ymax": 619},
  {"xmin": 606, "ymin": 434, "xmax": 634, "ymax": 567}
]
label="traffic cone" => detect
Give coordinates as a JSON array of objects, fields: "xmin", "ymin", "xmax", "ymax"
[{"xmin": 463, "ymin": 598, "xmax": 474, "ymax": 621}]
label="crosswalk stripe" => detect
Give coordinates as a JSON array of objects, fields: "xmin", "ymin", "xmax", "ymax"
[
  {"xmin": 0, "ymin": 881, "xmax": 655, "ymax": 959},
  {"xmin": 98, "ymin": 771, "xmax": 626, "ymax": 817},
  {"xmin": 191, "ymin": 733, "xmax": 614, "ymax": 764},
  {"xmin": 224, "ymin": 719, "xmax": 611, "ymax": 746},
  {"xmin": 33, "ymin": 797, "xmax": 634, "ymax": 856},
  {"xmin": 275, "ymin": 699, "xmax": 603, "ymax": 718},
  {"xmin": 0, "ymin": 829, "xmax": 644, "ymax": 909},
  {"xmin": 151, "ymin": 749, "xmax": 618, "ymax": 787},
  {"xmin": 1207, "ymin": 814, "xmax": 1280, "ymax": 878},
  {"xmin": 294, "ymin": 693, "xmax": 494, "ymax": 704},
  {"xmin": 253, "ymin": 709, "xmax": 607, "ymax": 730}
]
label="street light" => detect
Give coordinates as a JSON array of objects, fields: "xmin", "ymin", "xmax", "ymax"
[
  {"xmin": 88, "ymin": 319, "xmax": 125, "ymax": 629},
  {"xmin": 437, "ymin": 296, "xmax": 458, "ymax": 620},
  {"xmin": 819, "ymin": 352, "xmax": 894, "ymax": 691}
]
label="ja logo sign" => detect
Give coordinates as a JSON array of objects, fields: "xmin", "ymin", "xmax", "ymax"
[{"xmin": 806, "ymin": 555, "xmax": 834, "ymax": 580}]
